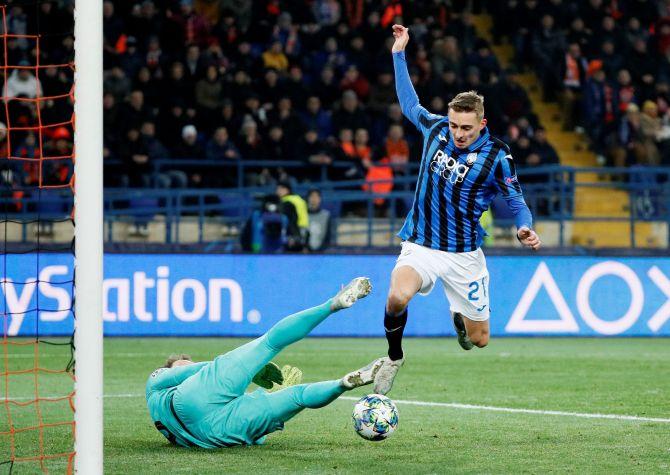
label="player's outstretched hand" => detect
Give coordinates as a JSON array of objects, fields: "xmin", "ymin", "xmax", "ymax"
[
  {"xmin": 252, "ymin": 362, "xmax": 284, "ymax": 389},
  {"xmin": 517, "ymin": 226, "xmax": 541, "ymax": 251},
  {"xmin": 391, "ymin": 24, "xmax": 409, "ymax": 52},
  {"xmin": 269, "ymin": 365, "xmax": 304, "ymax": 393}
]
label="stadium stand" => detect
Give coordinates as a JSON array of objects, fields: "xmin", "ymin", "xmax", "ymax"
[
  {"xmin": 2, "ymin": 0, "xmax": 669, "ymax": 250},
  {"xmin": 481, "ymin": 0, "xmax": 670, "ymax": 246},
  {"xmin": 93, "ymin": 0, "xmax": 548, "ymax": 190}
]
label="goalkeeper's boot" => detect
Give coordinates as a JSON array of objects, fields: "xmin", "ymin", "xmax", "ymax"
[
  {"xmin": 453, "ymin": 312, "xmax": 474, "ymax": 350},
  {"xmin": 331, "ymin": 277, "xmax": 372, "ymax": 311},
  {"xmin": 269, "ymin": 365, "xmax": 303, "ymax": 392},
  {"xmin": 373, "ymin": 356, "xmax": 404, "ymax": 395},
  {"xmin": 341, "ymin": 358, "xmax": 384, "ymax": 389}
]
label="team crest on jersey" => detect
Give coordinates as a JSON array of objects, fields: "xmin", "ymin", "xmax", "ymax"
[
  {"xmin": 466, "ymin": 153, "xmax": 478, "ymax": 166},
  {"xmin": 429, "ymin": 150, "xmax": 471, "ymax": 184},
  {"xmin": 151, "ymin": 368, "xmax": 168, "ymax": 378}
]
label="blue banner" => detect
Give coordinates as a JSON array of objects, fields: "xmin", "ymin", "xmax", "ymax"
[{"xmin": 3, "ymin": 254, "xmax": 670, "ymax": 337}]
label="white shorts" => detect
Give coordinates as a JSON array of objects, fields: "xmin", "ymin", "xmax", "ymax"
[{"xmin": 394, "ymin": 241, "xmax": 490, "ymax": 321}]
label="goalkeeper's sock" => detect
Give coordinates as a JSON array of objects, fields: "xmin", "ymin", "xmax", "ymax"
[
  {"xmin": 384, "ymin": 307, "xmax": 408, "ymax": 361},
  {"xmin": 301, "ymin": 380, "xmax": 346, "ymax": 407},
  {"xmin": 266, "ymin": 380, "xmax": 346, "ymax": 423},
  {"xmin": 265, "ymin": 301, "xmax": 332, "ymax": 349},
  {"xmin": 264, "ymin": 277, "xmax": 372, "ymax": 350}
]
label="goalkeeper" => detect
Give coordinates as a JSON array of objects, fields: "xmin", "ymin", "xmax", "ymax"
[{"xmin": 146, "ymin": 277, "xmax": 382, "ymax": 448}]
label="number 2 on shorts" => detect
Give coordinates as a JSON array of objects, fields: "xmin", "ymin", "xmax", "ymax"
[{"xmin": 467, "ymin": 277, "xmax": 487, "ymax": 302}]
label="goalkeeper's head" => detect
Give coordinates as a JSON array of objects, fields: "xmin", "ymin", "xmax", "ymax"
[{"xmin": 163, "ymin": 353, "xmax": 193, "ymax": 368}]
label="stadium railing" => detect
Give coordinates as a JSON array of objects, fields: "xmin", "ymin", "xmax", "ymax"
[
  {"xmin": 7, "ymin": 165, "xmax": 670, "ymax": 248},
  {"xmin": 103, "ymin": 159, "xmax": 422, "ymax": 189}
]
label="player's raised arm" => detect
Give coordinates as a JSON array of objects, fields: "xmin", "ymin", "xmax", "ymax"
[
  {"xmin": 391, "ymin": 24, "xmax": 435, "ymax": 130},
  {"xmin": 493, "ymin": 152, "xmax": 542, "ymax": 251}
]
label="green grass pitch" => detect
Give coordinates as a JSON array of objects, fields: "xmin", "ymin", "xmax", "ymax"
[{"xmin": 2, "ymin": 337, "xmax": 669, "ymax": 473}]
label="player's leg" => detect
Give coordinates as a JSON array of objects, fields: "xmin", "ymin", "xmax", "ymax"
[
  {"xmin": 443, "ymin": 250, "xmax": 491, "ymax": 350},
  {"xmin": 179, "ymin": 276, "xmax": 373, "ymax": 408},
  {"xmin": 373, "ymin": 266, "xmax": 418, "ymax": 395},
  {"xmin": 455, "ymin": 315, "xmax": 489, "ymax": 348},
  {"xmin": 267, "ymin": 381, "xmax": 346, "ymax": 422},
  {"xmin": 216, "ymin": 358, "xmax": 383, "ymax": 445},
  {"xmin": 452, "ymin": 311, "xmax": 474, "ymax": 350},
  {"xmin": 384, "ymin": 265, "xmax": 422, "ymax": 360},
  {"xmin": 264, "ymin": 275, "xmax": 371, "ymax": 351},
  {"xmin": 264, "ymin": 358, "xmax": 384, "ymax": 424},
  {"xmin": 375, "ymin": 242, "xmax": 438, "ymax": 395}
]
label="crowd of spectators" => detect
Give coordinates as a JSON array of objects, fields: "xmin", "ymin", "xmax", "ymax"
[
  {"xmin": 0, "ymin": 2, "xmax": 75, "ymax": 193},
  {"xmin": 2, "ymin": 0, "xmax": 668, "ymax": 250},
  {"xmin": 90, "ymin": 0, "xmax": 551, "ymax": 189},
  {"xmin": 3, "ymin": 0, "xmax": 669, "ymax": 196},
  {"xmin": 0, "ymin": 0, "xmax": 560, "ymax": 196},
  {"xmin": 490, "ymin": 0, "xmax": 670, "ymax": 168}
]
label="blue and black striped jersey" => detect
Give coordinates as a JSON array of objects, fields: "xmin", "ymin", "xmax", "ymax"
[{"xmin": 393, "ymin": 51, "xmax": 531, "ymax": 252}]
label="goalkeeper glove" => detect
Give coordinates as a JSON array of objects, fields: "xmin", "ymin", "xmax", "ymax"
[
  {"xmin": 252, "ymin": 362, "xmax": 284, "ymax": 389},
  {"xmin": 269, "ymin": 365, "xmax": 303, "ymax": 392}
]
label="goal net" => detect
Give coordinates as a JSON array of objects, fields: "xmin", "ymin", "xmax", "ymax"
[{"xmin": 1, "ymin": 1, "xmax": 102, "ymax": 472}]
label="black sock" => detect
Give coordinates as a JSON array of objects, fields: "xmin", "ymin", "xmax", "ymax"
[{"xmin": 384, "ymin": 307, "xmax": 408, "ymax": 361}]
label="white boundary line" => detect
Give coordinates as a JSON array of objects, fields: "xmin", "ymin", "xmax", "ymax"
[
  {"xmin": 342, "ymin": 396, "xmax": 670, "ymax": 423},
  {"xmin": 6, "ymin": 393, "xmax": 669, "ymax": 424}
]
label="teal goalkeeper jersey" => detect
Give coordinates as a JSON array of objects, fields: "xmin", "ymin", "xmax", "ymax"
[{"xmin": 145, "ymin": 362, "xmax": 213, "ymax": 448}]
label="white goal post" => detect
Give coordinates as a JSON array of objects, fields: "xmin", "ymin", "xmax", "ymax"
[{"xmin": 73, "ymin": 0, "xmax": 104, "ymax": 472}]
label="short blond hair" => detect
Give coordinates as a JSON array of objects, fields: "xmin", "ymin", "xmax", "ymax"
[
  {"xmin": 448, "ymin": 91, "xmax": 485, "ymax": 120},
  {"xmin": 163, "ymin": 353, "xmax": 192, "ymax": 368}
]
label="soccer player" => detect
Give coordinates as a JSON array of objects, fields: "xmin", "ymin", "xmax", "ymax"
[
  {"xmin": 374, "ymin": 25, "xmax": 542, "ymax": 395},
  {"xmin": 146, "ymin": 277, "xmax": 383, "ymax": 448}
]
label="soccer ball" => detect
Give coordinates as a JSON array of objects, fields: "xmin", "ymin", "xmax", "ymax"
[{"xmin": 352, "ymin": 394, "xmax": 399, "ymax": 441}]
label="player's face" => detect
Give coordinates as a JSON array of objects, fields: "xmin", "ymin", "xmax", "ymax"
[
  {"xmin": 171, "ymin": 359, "xmax": 194, "ymax": 367},
  {"xmin": 448, "ymin": 110, "xmax": 486, "ymax": 149}
]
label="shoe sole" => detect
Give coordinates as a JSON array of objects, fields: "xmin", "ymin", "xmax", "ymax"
[
  {"xmin": 453, "ymin": 313, "xmax": 474, "ymax": 351},
  {"xmin": 344, "ymin": 359, "xmax": 384, "ymax": 388},
  {"xmin": 336, "ymin": 277, "xmax": 372, "ymax": 308}
]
